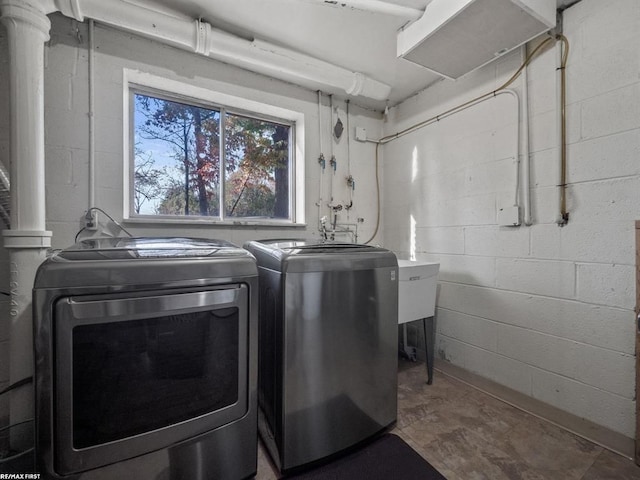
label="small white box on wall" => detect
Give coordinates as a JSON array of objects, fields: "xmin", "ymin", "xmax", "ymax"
[{"xmin": 497, "ymin": 205, "xmax": 521, "ymax": 227}]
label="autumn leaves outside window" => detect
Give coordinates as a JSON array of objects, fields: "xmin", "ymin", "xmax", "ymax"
[{"xmin": 132, "ymin": 91, "xmax": 292, "ymax": 221}]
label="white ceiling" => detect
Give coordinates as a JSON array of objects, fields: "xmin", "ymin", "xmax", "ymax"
[{"xmin": 150, "ymin": 0, "xmax": 578, "ymax": 111}]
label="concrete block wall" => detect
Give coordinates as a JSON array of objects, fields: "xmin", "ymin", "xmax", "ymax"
[
  {"xmin": 0, "ymin": 13, "xmax": 383, "ymax": 423},
  {"xmin": 383, "ymin": 0, "xmax": 639, "ymax": 438}
]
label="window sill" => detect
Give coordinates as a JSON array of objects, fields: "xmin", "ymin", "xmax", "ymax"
[{"xmin": 123, "ymin": 217, "xmax": 307, "ymax": 228}]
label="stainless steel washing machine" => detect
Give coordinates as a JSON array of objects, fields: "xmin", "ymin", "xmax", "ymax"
[
  {"xmin": 243, "ymin": 239, "xmax": 398, "ymax": 473},
  {"xmin": 33, "ymin": 237, "xmax": 258, "ymax": 480}
]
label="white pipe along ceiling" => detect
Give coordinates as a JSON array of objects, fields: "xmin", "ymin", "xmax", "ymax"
[
  {"xmin": 43, "ymin": 0, "xmax": 392, "ymax": 101},
  {"xmin": 292, "ymin": 0, "xmax": 426, "ymax": 19}
]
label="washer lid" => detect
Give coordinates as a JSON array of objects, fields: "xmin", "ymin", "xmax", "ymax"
[
  {"xmin": 257, "ymin": 239, "xmax": 380, "ymax": 254},
  {"xmin": 53, "ymin": 237, "xmax": 244, "ymax": 261},
  {"xmin": 244, "ymin": 239, "xmax": 397, "ymax": 272}
]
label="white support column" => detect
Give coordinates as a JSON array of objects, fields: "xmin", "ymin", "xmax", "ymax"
[{"xmin": 0, "ymin": 0, "xmax": 52, "ymax": 449}]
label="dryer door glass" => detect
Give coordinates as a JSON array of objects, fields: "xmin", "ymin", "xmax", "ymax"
[
  {"xmin": 53, "ymin": 286, "xmax": 249, "ymax": 474},
  {"xmin": 72, "ymin": 307, "xmax": 239, "ymax": 448}
]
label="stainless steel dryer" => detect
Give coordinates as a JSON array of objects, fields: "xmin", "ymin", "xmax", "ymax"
[
  {"xmin": 33, "ymin": 237, "xmax": 258, "ymax": 480},
  {"xmin": 243, "ymin": 240, "xmax": 398, "ymax": 473}
]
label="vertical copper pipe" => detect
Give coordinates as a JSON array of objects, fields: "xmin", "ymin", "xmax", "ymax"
[{"xmin": 557, "ymin": 34, "xmax": 570, "ymax": 225}]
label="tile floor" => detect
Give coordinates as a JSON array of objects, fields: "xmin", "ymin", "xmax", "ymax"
[{"xmin": 256, "ymin": 360, "xmax": 640, "ymax": 480}]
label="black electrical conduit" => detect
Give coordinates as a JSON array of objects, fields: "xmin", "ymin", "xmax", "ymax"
[
  {"xmin": 0, "ymin": 376, "xmax": 35, "ymax": 465},
  {"xmin": 0, "ymin": 419, "xmax": 35, "ymax": 465},
  {"xmin": 0, "ymin": 376, "xmax": 33, "ymax": 397},
  {"xmin": 363, "ymin": 34, "xmax": 569, "ymax": 244}
]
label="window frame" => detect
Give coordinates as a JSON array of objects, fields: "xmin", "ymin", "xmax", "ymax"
[{"xmin": 123, "ymin": 69, "xmax": 305, "ymax": 226}]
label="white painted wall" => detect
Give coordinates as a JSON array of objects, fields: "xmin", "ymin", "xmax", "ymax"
[
  {"xmin": 0, "ymin": 13, "xmax": 383, "ymax": 423},
  {"xmin": 383, "ymin": 0, "xmax": 639, "ymax": 438}
]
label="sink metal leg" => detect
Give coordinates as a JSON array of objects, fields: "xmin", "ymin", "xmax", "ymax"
[
  {"xmin": 401, "ymin": 323, "xmax": 417, "ymax": 361},
  {"xmin": 423, "ymin": 316, "xmax": 434, "ymax": 385}
]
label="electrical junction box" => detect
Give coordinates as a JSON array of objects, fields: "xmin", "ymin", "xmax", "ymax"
[
  {"xmin": 497, "ymin": 205, "xmax": 521, "ymax": 226},
  {"xmin": 355, "ymin": 126, "xmax": 367, "ymax": 142},
  {"xmin": 397, "ymin": 260, "xmax": 439, "ymax": 324}
]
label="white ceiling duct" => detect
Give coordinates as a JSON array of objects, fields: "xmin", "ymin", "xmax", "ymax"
[{"xmin": 397, "ymin": 0, "xmax": 556, "ymax": 79}]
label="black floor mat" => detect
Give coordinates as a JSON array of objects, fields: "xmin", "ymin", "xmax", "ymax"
[{"xmin": 285, "ymin": 433, "xmax": 446, "ymax": 480}]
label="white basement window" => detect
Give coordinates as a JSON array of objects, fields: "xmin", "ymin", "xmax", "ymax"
[{"xmin": 123, "ymin": 70, "xmax": 305, "ymax": 226}]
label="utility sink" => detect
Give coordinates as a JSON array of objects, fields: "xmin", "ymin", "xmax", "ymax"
[{"xmin": 397, "ymin": 259, "xmax": 439, "ymax": 324}]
